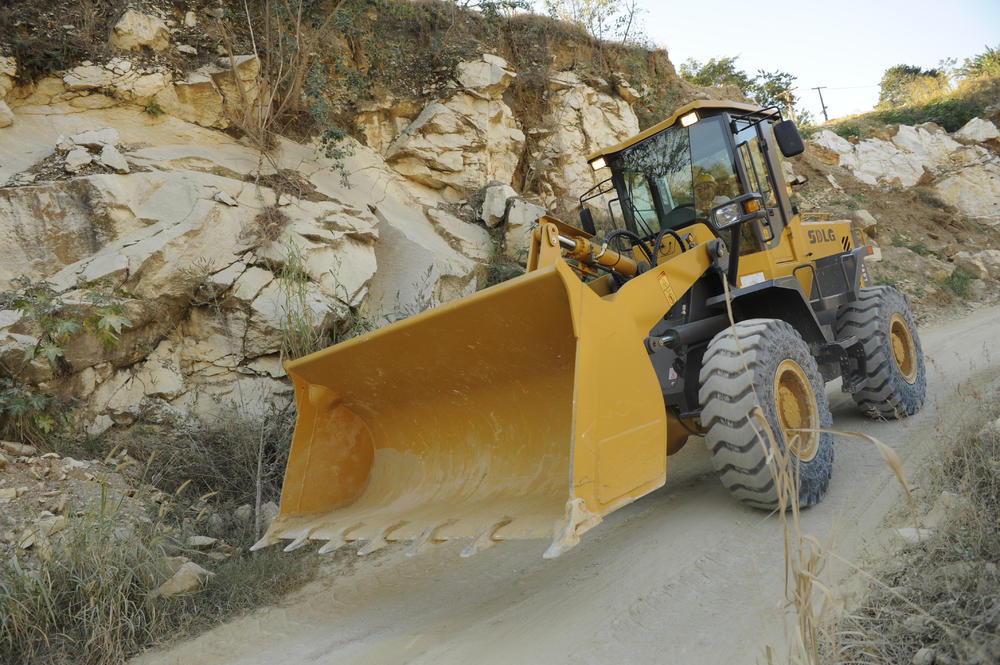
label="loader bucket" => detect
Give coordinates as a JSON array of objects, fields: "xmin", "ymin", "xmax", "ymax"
[{"xmin": 256, "ymin": 255, "xmax": 707, "ymax": 557}]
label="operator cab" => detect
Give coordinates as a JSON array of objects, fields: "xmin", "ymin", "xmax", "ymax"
[{"xmin": 581, "ymin": 100, "xmax": 804, "ymax": 258}]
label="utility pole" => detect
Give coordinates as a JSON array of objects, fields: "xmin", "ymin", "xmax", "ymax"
[{"xmin": 812, "ymin": 86, "xmax": 829, "ymax": 122}]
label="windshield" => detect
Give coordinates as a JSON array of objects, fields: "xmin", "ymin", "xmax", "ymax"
[{"xmin": 613, "ymin": 116, "xmax": 741, "ymax": 237}]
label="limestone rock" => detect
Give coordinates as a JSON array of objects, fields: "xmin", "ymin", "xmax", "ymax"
[
  {"xmin": 976, "ymin": 249, "xmax": 1000, "ymax": 278},
  {"xmin": 184, "ymin": 11, "xmax": 197, "ymax": 27},
  {"xmin": 0, "ymin": 56, "xmax": 16, "ymax": 99},
  {"xmin": 933, "ymin": 161, "xmax": 1000, "ymax": 223},
  {"xmin": 155, "ymin": 56, "xmax": 259, "ymax": 129},
  {"xmin": 611, "ymin": 72, "xmax": 640, "ymax": 104},
  {"xmin": 385, "ymin": 93, "xmax": 525, "ymax": 199},
  {"xmin": 912, "ymin": 647, "xmax": 936, "ymax": 665},
  {"xmin": 479, "ymin": 183, "xmax": 516, "ymax": 227},
  {"xmin": 953, "ymin": 251, "xmax": 989, "ymax": 280},
  {"xmin": 98, "ymin": 144, "xmax": 130, "ymax": 173},
  {"xmin": 0, "ymin": 101, "xmax": 12, "ymax": 128},
  {"xmin": 852, "ymin": 209, "xmax": 879, "ymax": 238},
  {"xmin": 64, "ymin": 65, "xmax": 116, "ymax": 91},
  {"xmin": 808, "ymin": 130, "xmax": 854, "ymax": 167},
  {"xmin": 177, "ymin": 45, "xmax": 198, "ymax": 56},
  {"xmin": 64, "ymin": 147, "xmax": 93, "ymax": 172},
  {"xmin": 186, "ymin": 535, "xmax": 218, "ymax": 550},
  {"xmin": 234, "ymin": 504, "xmax": 253, "ymax": 523},
  {"xmin": 260, "ymin": 501, "xmax": 279, "ymax": 530},
  {"xmin": 891, "ymin": 123, "xmax": 960, "ymax": 165},
  {"xmin": 70, "ymin": 127, "xmax": 120, "ymax": 149},
  {"xmin": 425, "ymin": 208, "xmax": 491, "ymax": 261},
  {"xmin": 896, "ymin": 527, "xmax": 935, "ymax": 544},
  {"xmin": 456, "ymin": 54, "xmax": 515, "ymax": 97},
  {"xmin": 530, "ymin": 73, "xmax": 640, "ymax": 214},
  {"xmin": 504, "ymin": 197, "xmax": 547, "ymax": 262},
  {"xmin": 212, "ymin": 190, "xmax": 239, "ymax": 206},
  {"xmin": 157, "ymin": 561, "xmax": 214, "ymax": 597},
  {"xmin": 955, "ymin": 117, "xmax": 999, "ymax": 142},
  {"xmin": 111, "ymin": 10, "xmax": 171, "ymax": 52}
]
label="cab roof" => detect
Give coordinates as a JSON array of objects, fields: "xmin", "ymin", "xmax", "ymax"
[{"xmin": 585, "ymin": 99, "xmax": 776, "ymax": 164}]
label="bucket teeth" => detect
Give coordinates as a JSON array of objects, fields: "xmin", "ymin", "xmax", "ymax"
[
  {"xmin": 283, "ymin": 529, "xmax": 313, "ymax": 552},
  {"xmin": 357, "ymin": 521, "xmax": 406, "ymax": 556},
  {"xmin": 405, "ymin": 521, "xmax": 455, "ymax": 557},
  {"xmin": 317, "ymin": 523, "xmax": 364, "ymax": 554},
  {"xmin": 460, "ymin": 518, "xmax": 511, "ymax": 558},
  {"xmin": 249, "ymin": 533, "xmax": 280, "ymax": 552}
]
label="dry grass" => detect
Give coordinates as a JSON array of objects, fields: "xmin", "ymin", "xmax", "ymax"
[
  {"xmin": 0, "ymin": 411, "xmax": 323, "ymax": 665},
  {"xmin": 829, "ymin": 397, "xmax": 1000, "ymax": 665}
]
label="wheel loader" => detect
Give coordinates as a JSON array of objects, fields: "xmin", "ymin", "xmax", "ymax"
[{"xmin": 252, "ymin": 100, "xmax": 927, "ymax": 559}]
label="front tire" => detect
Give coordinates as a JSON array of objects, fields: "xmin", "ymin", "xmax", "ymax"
[
  {"xmin": 699, "ymin": 319, "xmax": 834, "ymax": 509},
  {"xmin": 835, "ymin": 286, "xmax": 926, "ymax": 419}
]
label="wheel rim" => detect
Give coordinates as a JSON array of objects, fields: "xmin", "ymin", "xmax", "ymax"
[
  {"xmin": 890, "ymin": 314, "xmax": 918, "ymax": 384},
  {"xmin": 773, "ymin": 359, "xmax": 819, "ymax": 462}
]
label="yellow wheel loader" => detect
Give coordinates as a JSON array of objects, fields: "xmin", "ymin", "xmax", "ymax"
[{"xmin": 252, "ymin": 100, "xmax": 926, "ymax": 559}]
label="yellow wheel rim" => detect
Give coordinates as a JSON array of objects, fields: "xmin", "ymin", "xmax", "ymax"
[
  {"xmin": 890, "ymin": 314, "xmax": 918, "ymax": 384},
  {"xmin": 774, "ymin": 359, "xmax": 820, "ymax": 462}
]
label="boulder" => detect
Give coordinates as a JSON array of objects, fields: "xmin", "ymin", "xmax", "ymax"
[
  {"xmin": 852, "ymin": 209, "xmax": 879, "ymax": 238},
  {"xmin": 479, "ymin": 183, "xmax": 516, "ymax": 227},
  {"xmin": 70, "ymin": 127, "xmax": 120, "ymax": 148},
  {"xmin": 504, "ymin": 197, "xmax": 548, "ymax": 262},
  {"xmin": 953, "ymin": 251, "xmax": 989, "ymax": 280},
  {"xmin": 156, "ymin": 561, "xmax": 214, "ymax": 597},
  {"xmin": 111, "ymin": 10, "xmax": 171, "ymax": 52},
  {"xmin": 98, "ymin": 144, "xmax": 130, "ymax": 173},
  {"xmin": 808, "ymin": 130, "xmax": 854, "ymax": 167},
  {"xmin": 976, "ymin": 249, "xmax": 1000, "ymax": 278},
  {"xmin": 456, "ymin": 54, "xmax": 515, "ymax": 98},
  {"xmin": 933, "ymin": 160, "xmax": 1000, "ymax": 224},
  {"xmin": 234, "ymin": 504, "xmax": 253, "ymax": 523},
  {"xmin": 64, "ymin": 148, "xmax": 93, "ymax": 172},
  {"xmin": 0, "ymin": 101, "xmax": 12, "ymax": 128},
  {"xmin": 154, "ymin": 56, "xmax": 260, "ymax": 129},
  {"xmin": 955, "ymin": 117, "xmax": 999, "ymax": 143}
]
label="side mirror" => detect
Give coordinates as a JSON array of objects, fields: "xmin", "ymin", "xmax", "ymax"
[
  {"xmin": 773, "ymin": 119, "xmax": 804, "ymax": 157},
  {"xmin": 579, "ymin": 207, "xmax": 597, "ymax": 235}
]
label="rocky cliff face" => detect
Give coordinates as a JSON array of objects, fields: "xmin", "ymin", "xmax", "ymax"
[
  {"xmin": 1, "ymin": 6, "xmax": 999, "ymax": 434},
  {"xmin": 0, "ymin": 7, "xmax": 662, "ymax": 433}
]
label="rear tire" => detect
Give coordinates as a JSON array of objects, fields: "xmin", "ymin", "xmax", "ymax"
[
  {"xmin": 835, "ymin": 286, "xmax": 926, "ymax": 419},
  {"xmin": 699, "ymin": 319, "xmax": 834, "ymax": 509}
]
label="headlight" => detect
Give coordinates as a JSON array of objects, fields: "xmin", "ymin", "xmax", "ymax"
[{"xmin": 712, "ymin": 201, "xmax": 741, "ymax": 229}]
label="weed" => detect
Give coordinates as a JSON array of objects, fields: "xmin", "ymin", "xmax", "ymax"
[
  {"xmin": 831, "ymin": 397, "xmax": 1000, "ymax": 664},
  {"xmin": 914, "ymin": 185, "xmax": 950, "ymax": 210},
  {"xmin": 0, "ymin": 461, "xmax": 322, "ymax": 665},
  {"xmin": 876, "ymin": 276, "xmax": 899, "ymax": 287},
  {"xmin": 944, "ymin": 268, "xmax": 973, "ymax": 298},
  {"xmin": 278, "ymin": 240, "xmax": 329, "ymax": 361},
  {"xmin": 253, "ymin": 205, "xmax": 292, "ymax": 244},
  {"xmin": 144, "ymin": 100, "xmax": 165, "ymax": 117}
]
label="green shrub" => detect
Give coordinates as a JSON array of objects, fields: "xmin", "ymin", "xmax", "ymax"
[{"xmin": 944, "ymin": 268, "xmax": 973, "ymax": 297}]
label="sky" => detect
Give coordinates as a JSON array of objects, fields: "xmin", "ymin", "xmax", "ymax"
[{"xmin": 630, "ymin": 0, "xmax": 1000, "ymax": 122}]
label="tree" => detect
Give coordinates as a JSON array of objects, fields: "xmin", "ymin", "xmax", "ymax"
[
  {"xmin": 680, "ymin": 56, "xmax": 811, "ymax": 124},
  {"xmin": 958, "ymin": 44, "xmax": 1000, "ymax": 80},
  {"xmin": 543, "ymin": 0, "xmax": 644, "ymax": 44},
  {"xmin": 877, "ymin": 64, "xmax": 949, "ymax": 108},
  {"xmin": 678, "ymin": 56, "xmax": 751, "ymax": 89}
]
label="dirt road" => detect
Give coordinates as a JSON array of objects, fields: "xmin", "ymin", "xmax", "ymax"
[{"xmin": 134, "ymin": 304, "xmax": 1000, "ymax": 665}]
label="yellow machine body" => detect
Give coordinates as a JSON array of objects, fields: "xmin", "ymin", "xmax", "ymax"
[{"xmin": 258, "ymin": 100, "xmax": 864, "ymax": 557}]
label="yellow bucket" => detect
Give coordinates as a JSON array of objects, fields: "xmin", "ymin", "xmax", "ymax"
[{"xmin": 257, "ymin": 249, "xmax": 712, "ymax": 557}]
